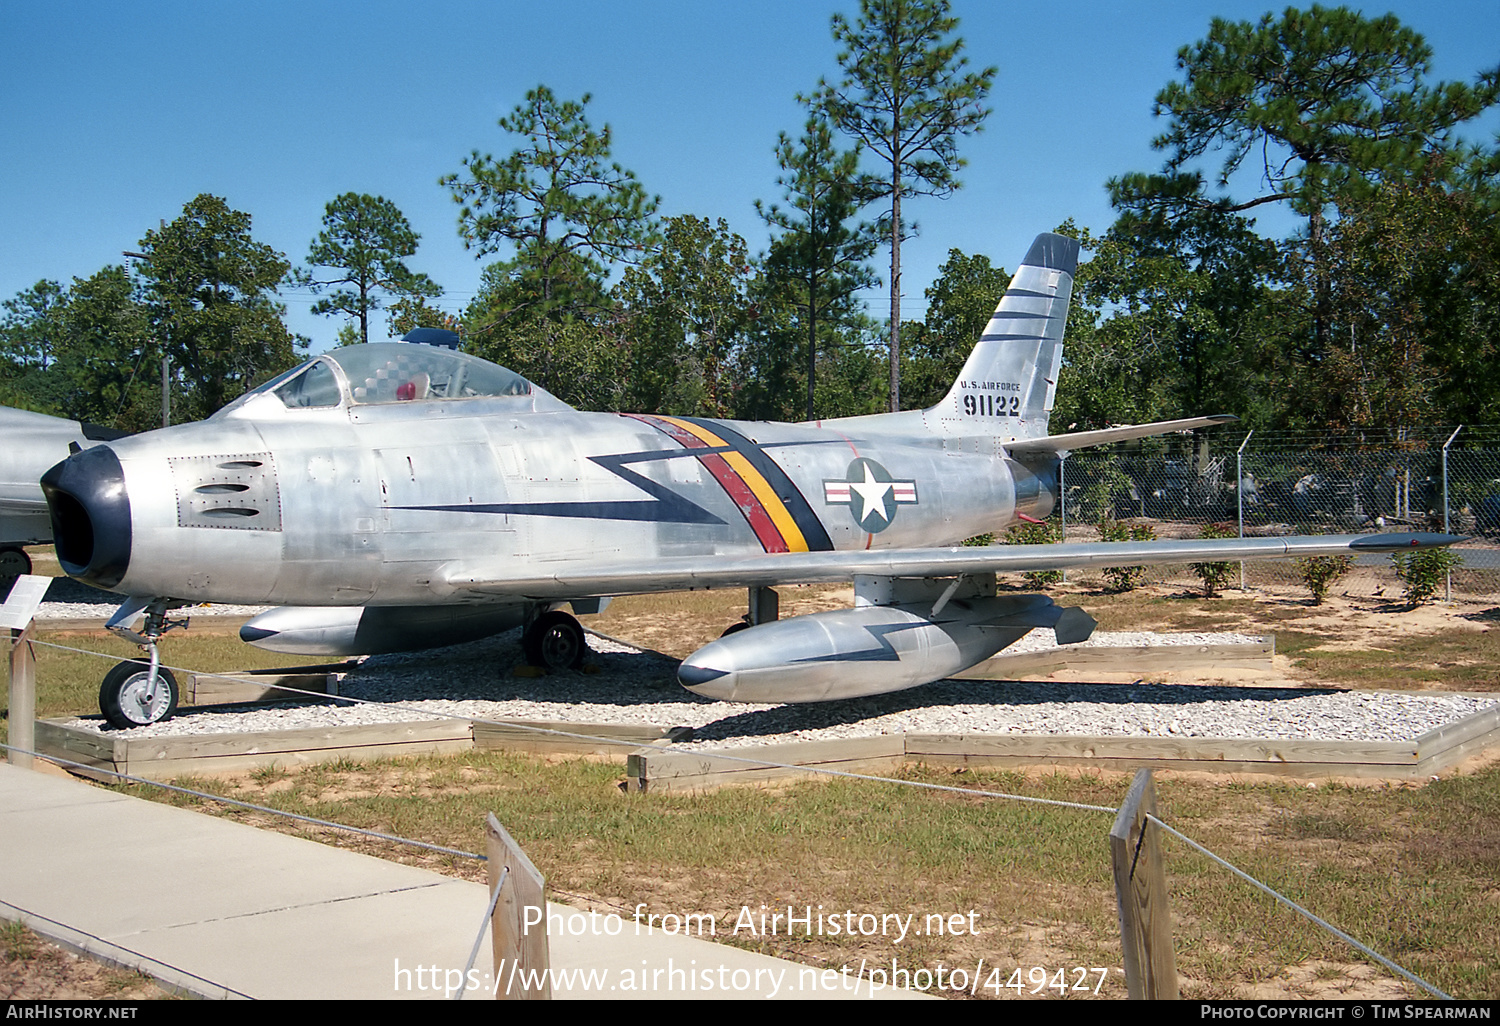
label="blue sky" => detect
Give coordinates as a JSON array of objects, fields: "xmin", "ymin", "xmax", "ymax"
[{"xmin": 2, "ymin": 0, "xmax": 1497, "ymax": 354}]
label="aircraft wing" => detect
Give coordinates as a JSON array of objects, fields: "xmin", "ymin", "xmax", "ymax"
[
  {"xmin": 1004, "ymin": 415, "xmax": 1237, "ymax": 455},
  {"xmin": 437, "ymin": 532, "xmax": 1461, "ymax": 602}
]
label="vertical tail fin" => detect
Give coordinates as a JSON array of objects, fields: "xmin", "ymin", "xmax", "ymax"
[{"xmin": 926, "ymin": 233, "xmax": 1079, "ymax": 439}]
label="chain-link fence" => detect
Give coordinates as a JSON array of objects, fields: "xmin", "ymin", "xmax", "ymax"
[{"xmin": 1055, "ymin": 427, "xmax": 1500, "ymax": 598}]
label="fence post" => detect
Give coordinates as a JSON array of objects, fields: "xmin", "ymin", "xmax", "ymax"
[
  {"xmin": 7, "ymin": 624, "xmax": 34, "ymax": 770},
  {"xmin": 3, "ymin": 575, "xmax": 51, "ymax": 770},
  {"xmin": 1236, "ymin": 431, "xmax": 1253, "ymax": 592},
  {"xmin": 487, "ymin": 813, "xmax": 551, "ymax": 999},
  {"xmin": 1442, "ymin": 427, "xmax": 1461, "ymax": 603},
  {"xmin": 1110, "ymin": 769, "xmax": 1179, "ymax": 1000},
  {"xmin": 1057, "ymin": 455, "xmax": 1068, "ymax": 583}
]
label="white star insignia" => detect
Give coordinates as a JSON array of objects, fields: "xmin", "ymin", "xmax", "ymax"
[{"xmin": 848, "ymin": 463, "xmax": 894, "ymax": 526}]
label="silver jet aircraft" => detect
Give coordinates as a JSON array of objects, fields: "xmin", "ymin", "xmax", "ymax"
[
  {"xmin": 40, "ymin": 233, "xmax": 1458, "ymax": 727},
  {"xmin": 0, "ymin": 406, "xmax": 126, "ymax": 593}
]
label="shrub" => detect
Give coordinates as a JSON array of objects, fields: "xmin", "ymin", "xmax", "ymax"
[
  {"xmin": 1191, "ymin": 522, "xmax": 1238, "ymax": 597},
  {"xmin": 1294, "ymin": 554, "xmax": 1353, "ymax": 605},
  {"xmin": 1005, "ymin": 520, "xmax": 1062, "ymax": 588},
  {"xmin": 1390, "ymin": 547, "xmax": 1464, "ymax": 606},
  {"xmin": 1098, "ymin": 517, "xmax": 1156, "ymax": 593}
]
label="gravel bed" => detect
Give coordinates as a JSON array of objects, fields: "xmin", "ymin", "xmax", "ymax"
[
  {"xmin": 60, "ymin": 627, "xmax": 1498, "ymax": 752},
  {"xmin": 38, "ymin": 601, "xmax": 271, "ymax": 621}
]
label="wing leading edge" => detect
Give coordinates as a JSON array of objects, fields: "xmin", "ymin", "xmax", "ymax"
[{"xmin": 435, "ymin": 532, "xmax": 1463, "ymax": 602}]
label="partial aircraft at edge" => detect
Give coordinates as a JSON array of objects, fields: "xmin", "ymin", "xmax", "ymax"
[
  {"xmin": 38, "ymin": 233, "xmax": 1460, "ymax": 728},
  {"xmin": 0, "ymin": 407, "xmax": 126, "ymax": 593}
]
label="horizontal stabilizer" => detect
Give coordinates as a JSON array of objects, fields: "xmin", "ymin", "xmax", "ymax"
[{"xmin": 1005, "ymin": 415, "xmax": 1238, "ymax": 455}]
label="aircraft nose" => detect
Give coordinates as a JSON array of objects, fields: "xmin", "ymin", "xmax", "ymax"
[{"xmin": 40, "ymin": 445, "xmax": 133, "ymax": 589}]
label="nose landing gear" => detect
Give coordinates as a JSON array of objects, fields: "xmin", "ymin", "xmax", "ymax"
[
  {"xmin": 99, "ymin": 658, "xmax": 179, "ymax": 729},
  {"xmin": 100, "ymin": 599, "xmax": 188, "ymax": 729}
]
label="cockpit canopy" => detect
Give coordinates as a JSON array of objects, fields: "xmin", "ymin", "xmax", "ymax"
[{"xmin": 215, "ymin": 343, "xmax": 540, "ymax": 418}]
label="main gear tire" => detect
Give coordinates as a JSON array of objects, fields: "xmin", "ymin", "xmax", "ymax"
[
  {"xmin": 0, "ymin": 547, "xmax": 30, "ymax": 597},
  {"xmin": 523, "ymin": 611, "xmax": 587, "ymax": 671}
]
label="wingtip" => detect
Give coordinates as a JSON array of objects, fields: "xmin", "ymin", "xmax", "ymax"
[{"xmin": 1348, "ymin": 532, "xmax": 1467, "ymax": 551}]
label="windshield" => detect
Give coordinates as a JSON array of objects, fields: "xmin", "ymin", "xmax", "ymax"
[
  {"xmin": 212, "ymin": 343, "xmax": 534, "ymax": 418},
  {"xmin": 328, "ymin": 343, "xmax": 531, "ymax": 404},
  {"xmin": 274, "ymin": 360, "xmax": 342, "ymax": 408}
]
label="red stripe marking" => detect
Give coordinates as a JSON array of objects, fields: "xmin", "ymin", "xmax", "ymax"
[{"xmin": 697, "ymin": 452, "xmax": 788, "ymax": 552}]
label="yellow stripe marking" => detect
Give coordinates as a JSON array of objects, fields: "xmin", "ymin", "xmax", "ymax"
[{"xmin": 661, "ymin": 417, "xmax": 810, "ymax": 552}]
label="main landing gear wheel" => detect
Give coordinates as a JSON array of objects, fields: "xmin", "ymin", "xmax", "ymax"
[
  {"xmin": 523, "ymin": 611, "xmax": 587, "ymax": 671},
  {"xmin": 99, "ymin": 660, "xmax": 179, "ymax": 729},
  {"xmin": 720, "ymin": 620, "xmax": 750, "ymax": 638},
  {"xmin": 0, "ymin": 547, "xmax": 30, "ymax": 597}
]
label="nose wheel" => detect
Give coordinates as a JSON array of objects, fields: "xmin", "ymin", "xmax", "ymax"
[
  {"xmin": 522, "ymin": 610, "xmax": 587, "ymax": 671},
  {"xmin": 99, "ymin": 660, "xmax": 179, "ymax": 729},
  {"xmin": 99, "ymin": 598, "xmax": 189, "ymax": 729}
]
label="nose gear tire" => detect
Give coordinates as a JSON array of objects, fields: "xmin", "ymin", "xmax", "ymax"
[{"xmin": 99, "ymin": 660, "xmax": 179, "ymax": 729}]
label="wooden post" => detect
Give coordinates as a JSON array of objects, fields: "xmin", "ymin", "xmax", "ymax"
[
  {"xmin": 486, "ymin": 813, "xmax": 550, "ymax": 999},
  {"xmin": 3, "ymin": 575, "xmax": 49, "ymax": 770},
  {"xmin": 8, "ymin": 623, "xmax": 35, "ymax": 769},
  {"xmin": 1110, "ymin": 769, "xmax": 1179, "ymax": 999}
]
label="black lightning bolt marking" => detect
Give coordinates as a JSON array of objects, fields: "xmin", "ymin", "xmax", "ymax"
[
  {"xmin": 398, "ymin": 448, "xmax": 727, "ymax": 525},
  {"xmin": 788, "ymin": 619, "xmax": 947, "ymax": 664}
]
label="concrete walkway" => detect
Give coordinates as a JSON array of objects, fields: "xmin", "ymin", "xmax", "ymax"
[{"xmin": 0, "ymin": 762, "xmax": 922, "ymax": 1000}]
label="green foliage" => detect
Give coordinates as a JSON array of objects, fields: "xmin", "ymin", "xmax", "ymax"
[
  {"xmin": 137, "ymin": 194, "xmax": 303, "ymax": 421},
  {"xmin": 297, "ymin": 193, "xmax": 441, "ymax": 346},
  {"xmin": 1067, "ymin": 213, "xmax": 1283, "ymax": 429},
  {"xmin": 0, "ymin": 280, "xmax": 66, "ymax": 375},
  {"xmin": 50, "ymin": 267, "xmax": 158, "ymax": 430},
  {"xmin": 1191, "ymin": 521, "xmax": 1239, "ymax": 597},
  {"xmin": 1312, "ymin": 174, "xmax": 1500, "ymax": 431},
  {"xmin": 1391, "ymin": 547, "xmax": 1464, "ymax": 607},
  {"xmin": 614, "ymin": 215, "xmax": 753, "ymax": 417},
  {"xmin": 0, "ymin": 269, "xmax": 162, "ymax": 431},
  {"xmin": 1004, "ymin": 520, "xmax": 1062, "ymax": 588},
  {"xmin": 1097, "ymin": 518, "xmax": 1156, "ymax": 593},
  {"xmin": 757, "ymin": 113, "xmax": 878, "ymax": 420},
  {"xmin": 808, "ymin": 0, "xmax": 995, "ymax": 411},
  {"xmin": 1102, "ymin": 6, "xmax": 1500, "ymax": 433},
  {"xmin": 465, "ymin": 314, "xmax": 624, "ymax": 413},
  {"xmin": 1125, "ymin": 6, "xmax": 1499, "ymax": 226},
  {"xmin": 386, "ymin": 295, "xmax": 460, "ymax": 338},
  {"xmin": 900, "ymin": 248, "xmax": 1007, "ymax": 410},
  {"xmin": 444, "ymin": 86, "xmax": 658, "ymax": 323},
  {"xmin": 1294, "ymin": 554, "xmax": 1353, "ymax": 605}
]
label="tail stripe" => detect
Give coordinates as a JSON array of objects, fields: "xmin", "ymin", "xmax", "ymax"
[{"xmin": 986, "ymin": 310, "xmax": 1051, "ymax": 321}]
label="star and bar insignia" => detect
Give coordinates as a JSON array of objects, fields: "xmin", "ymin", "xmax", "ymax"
[{"xmin": 823, "ymin": 457, "xmax": 918, "ymax": 532}]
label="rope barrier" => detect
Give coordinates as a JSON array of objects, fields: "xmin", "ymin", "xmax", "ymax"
[
  {"xmin": 9, "ymin": 633, "xmax": 1455, "ymax": 999},
  {"xmin": 1145, "ymin": 813, "xmax": 1451, "ymax": 1000}
]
